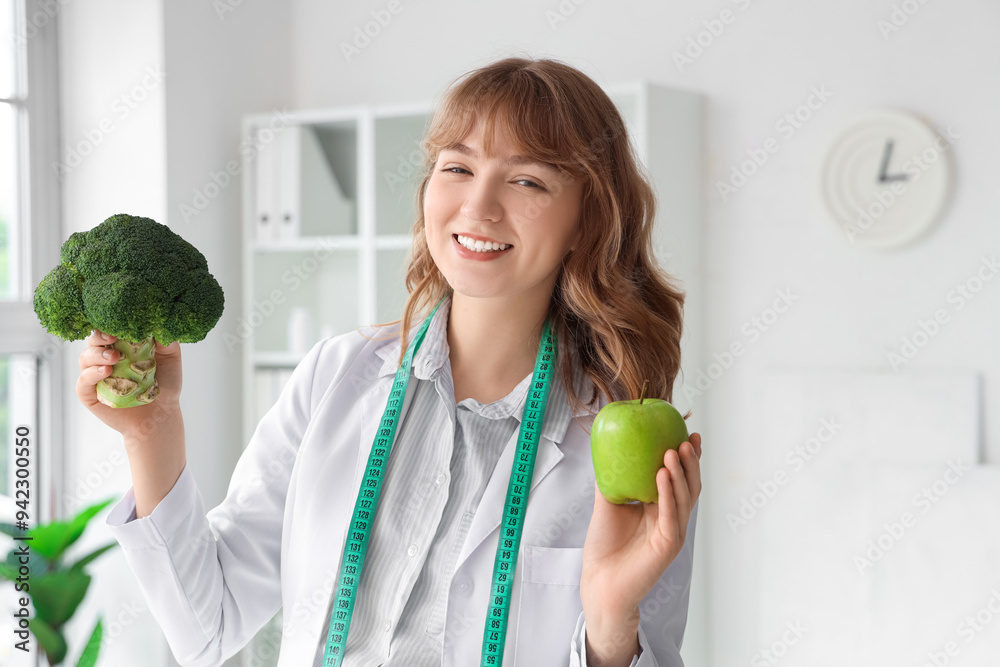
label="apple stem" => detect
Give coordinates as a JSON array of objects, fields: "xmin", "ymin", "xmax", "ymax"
[{"xmin": 639, "ymin": 379, "xmax": 649, "ymax": 404}]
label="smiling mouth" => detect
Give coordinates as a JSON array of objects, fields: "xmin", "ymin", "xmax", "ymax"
[{"xmin": 454, "ymin": 234, "xmax": 511, "ymax": 252}]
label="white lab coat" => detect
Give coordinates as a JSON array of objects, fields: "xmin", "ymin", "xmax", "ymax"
[{"xmin": 106, "ymin": 323, "xmax": 697, "ymax": 666}]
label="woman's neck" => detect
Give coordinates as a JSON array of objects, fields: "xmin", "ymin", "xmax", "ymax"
[{"xmin": 447, "ymin": 290, "xmax": 551, "ymax": 404}]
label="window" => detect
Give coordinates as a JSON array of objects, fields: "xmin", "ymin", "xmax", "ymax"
[
  {"xmin": 0, "ymin": 0, "xmax": 62, "ymax": 529},
  {"xmin": 1, "ymin": 1, "xmax": 62, "ymax": 663}
]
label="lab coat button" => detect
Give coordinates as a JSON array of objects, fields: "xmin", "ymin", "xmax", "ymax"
[
  {"xmin": 407, "ymin": 544, "xmax": 418, "ymax": 557},
  {"xmin": 382, "ymin": 620, "xmax": 391, "ymax": 632},
  {"xmin": 435, "ymin": 472, "xmax": 447, "ymax": 486}
]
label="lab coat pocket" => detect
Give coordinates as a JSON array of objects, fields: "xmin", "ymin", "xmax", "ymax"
[{"xmin": 514, "ymin": 545, "xmax": 584, "ymax": 664}]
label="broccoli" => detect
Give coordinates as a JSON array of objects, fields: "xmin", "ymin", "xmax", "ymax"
[{"xmin": 33, "ymin": 213, "xmax": 225, "ymax": 408}]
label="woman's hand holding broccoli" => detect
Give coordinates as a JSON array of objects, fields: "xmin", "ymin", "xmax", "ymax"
[
  {"xmin": 76, "ymin": 329, "xmax": 183, "ymax": 437},
  {"xmin": 76, "ymin": 328, "xmax": 188, "ymax": 517},
  {"xmin": 76, "ymin": 328, "xmax": 189, "ymax": 518}
]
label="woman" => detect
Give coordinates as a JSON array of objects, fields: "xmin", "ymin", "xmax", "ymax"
[{"xmin": 79, "ymin": 57, "xmax": 703, "ymax": 666}]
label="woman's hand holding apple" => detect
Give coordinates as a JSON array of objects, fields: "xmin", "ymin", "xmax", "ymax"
[{"xmin": 580, "ymin": 425, "xmax": 703, "ymax": 666}]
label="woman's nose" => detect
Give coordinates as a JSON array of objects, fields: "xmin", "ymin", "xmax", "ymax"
[{"xmin": 460, "ymin": 179, "xmax": 503, "ymax": 224}]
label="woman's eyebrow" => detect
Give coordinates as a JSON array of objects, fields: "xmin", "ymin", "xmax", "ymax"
[{"xmin": 444, "ymin": 143, "xmax": 558, "ymax": 171}]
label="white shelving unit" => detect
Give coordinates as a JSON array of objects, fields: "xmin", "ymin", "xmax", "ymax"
[
  {"xmin": 240, "ymin": 102, "xmax": 434, "ymax": 442},
  {"xmin": 238, "ymin": 81, "xmax": 703, "ymax": 666}
]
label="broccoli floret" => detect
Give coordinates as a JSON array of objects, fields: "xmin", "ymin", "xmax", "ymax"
[{"xmin": 33, "ymin": 213, "xmax": 225, "ymax": 408}]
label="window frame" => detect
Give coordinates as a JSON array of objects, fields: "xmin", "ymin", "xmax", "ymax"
[{"xmin": 0, "ymin": 0, "xmax": 64, "ymax": 524}]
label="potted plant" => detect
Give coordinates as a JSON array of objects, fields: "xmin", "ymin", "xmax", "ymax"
[{"xmin": 1, "ymin": 498, "xmax": 118, "ymax": 666}]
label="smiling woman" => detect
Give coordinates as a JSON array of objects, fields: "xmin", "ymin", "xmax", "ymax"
[{"xmin": 90, "ymin": 56, "xmax": 701, "ymax": 667}]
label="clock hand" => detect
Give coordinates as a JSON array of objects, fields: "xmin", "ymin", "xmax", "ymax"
[
  {"xmin": 877, "ymin": 138, "xmax": 910, "ymax": 183},
  {"xmin": 877, "ymin": 139, "xmax": 893, "ymax": 182}
]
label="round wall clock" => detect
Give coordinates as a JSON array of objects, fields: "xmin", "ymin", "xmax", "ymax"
[{"xmin": 815, "ymin": 108, "xmax": 954, "ymax": 250}]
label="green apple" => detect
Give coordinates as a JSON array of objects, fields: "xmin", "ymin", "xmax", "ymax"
[{"xmin": 590, "ymin": 381, "xmax": 689, "ymax": 504}]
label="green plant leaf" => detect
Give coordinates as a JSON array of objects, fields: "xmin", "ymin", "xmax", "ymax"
[
  {"xmin": 75, "ymin": 617, "xmax": 103, "ymax": 667},
  {"xmin": 28, "ymin": 616, "xmax": 69, "ymax": 665},
  {"xmin": 23, "ymin": 498, "xmax": 115, "ymax": 561},
  {"xmin": 65, "ymin": 498, "xmax": 116, "ymax": 542},
  {"xmin": 68, "ymin": 542, "xmax": 117, "ymax": 571},
  {"xmin": 4, "ymin": 546, "xmax": 54, "ymax": 578},
  {"xmin": 0, "ymin": 522, "xmax": 23, "ymax": 538},
  {"xmin": 30, "ymin": 570, "xmax": 92, "ymax": 627}
]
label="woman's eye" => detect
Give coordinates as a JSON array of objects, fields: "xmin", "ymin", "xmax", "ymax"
[
  {"xmin": 442, "ymin": 167, "xmax": 470, "ymax": 175},
  {"xmin": 515, "ymin": 178, "xmax": 544, "ymax": 190}
]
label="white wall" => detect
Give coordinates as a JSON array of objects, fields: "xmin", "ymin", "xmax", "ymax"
[
  {"xmin": 59, "ymin": 1, "xmax": 169, "ymax": 664},
  {"xmin": 285, "ymin": 1, "xmax": 1000, "ymax": 665},
  {"xmin": 58, "ymin": 1, "xmax": 290, "ymax": 665},
  {"xmin": 56, "ymin": 0, "xmax": 1000, "ymax": 665}
]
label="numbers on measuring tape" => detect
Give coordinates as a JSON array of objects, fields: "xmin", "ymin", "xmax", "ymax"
[
  {"xmin": 321, "ymin": 299, "xmax": 447, "ymax": 666},
  {"xmin": 479, "ymin": 321, "xmax": 556, "ymax": 667},
  {"xmin": 322, "ymin": 304, "xmax": 556, "ymax": 667}
]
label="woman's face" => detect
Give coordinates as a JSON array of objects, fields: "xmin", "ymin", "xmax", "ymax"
[{"xmin": 423, "ymin": 123, "xmax": 584, "ymax": 305}]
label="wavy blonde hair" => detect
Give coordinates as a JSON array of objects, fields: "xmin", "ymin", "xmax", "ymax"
[{"xmin": 390, "ymin": 57, "xmax": 688, "ymax": 417}]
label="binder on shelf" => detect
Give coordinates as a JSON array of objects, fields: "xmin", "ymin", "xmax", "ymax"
[
  {"xmin": 275, "ymin": 125, "xmax": 355, "ymax": 240},
  {"xmin": 254, "ymin": 125, "xmax": 278, "ymax": 243}
]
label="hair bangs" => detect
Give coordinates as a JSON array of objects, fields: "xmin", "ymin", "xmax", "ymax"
[{"xmin": 422, "ymin": 66, "xmax": 585, "ymax": 180}]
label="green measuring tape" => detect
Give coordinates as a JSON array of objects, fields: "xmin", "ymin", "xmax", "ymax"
[
  {"xmin": 322, "ymin": 299, "xmax": 557, "ymax": 666},
  {"xmin": 479, "ymin": 318, "xmax": 555, "ymax": 666}
]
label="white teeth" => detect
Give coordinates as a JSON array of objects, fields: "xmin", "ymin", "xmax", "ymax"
[{"xmin": 456, "ymin": 235, "xmax": 509, "ymax": 252}]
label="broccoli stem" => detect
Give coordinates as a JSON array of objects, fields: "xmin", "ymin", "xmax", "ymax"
[{"xmin": 95, "ymin": 335, "xmax": 160, "ymax": 409}]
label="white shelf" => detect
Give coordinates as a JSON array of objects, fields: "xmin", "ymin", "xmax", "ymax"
[
  {"xmin": 254, "ymin": 351, "xmax": 304, "ymax": 367},
  {"xmin": 253, "ymin": 235, "xmax": 362, "ymax": 252},
  {"xmin": 374, "ymin": 235, "xmax": 411, "ymax": 250}
]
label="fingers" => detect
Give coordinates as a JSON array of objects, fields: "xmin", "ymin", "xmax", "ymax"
[
  {"xmin": 75, "ymin": 361, "xmax": 112, "ymax": 405},
  {"xmin": 154, "ymin": 338, "xmax": 180, "ymax": 358},
  {"xmin": 656, "ymin": 466, "xmax": 679, "ymax": 545},
  {"xmin": 678, "ymin": 439, "xmax": 702, "ymax": 503},
  {"xmin": 663, "ymin": 448, "xmax": 693, "ymax": 518},
  {"xmin": 78, "ymin": 330, "xmax": 118, "ymax": 404},
  {"xmin": 81, "ymin": 331, "xmax": 119, "ymax": 371},
  {"xmin": 86, "ymin": 329, "xmax": 116, "ymax": 347}
]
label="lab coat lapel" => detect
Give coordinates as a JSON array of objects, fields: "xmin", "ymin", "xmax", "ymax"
[{"xmin": 455, "ymin": 429, "xmax": 564, "ymax": 568}]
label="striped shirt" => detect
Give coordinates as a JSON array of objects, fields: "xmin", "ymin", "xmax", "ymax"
[{"xmin": 335, "ymin": 296, "xmax": 574, "ymax": 665}]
